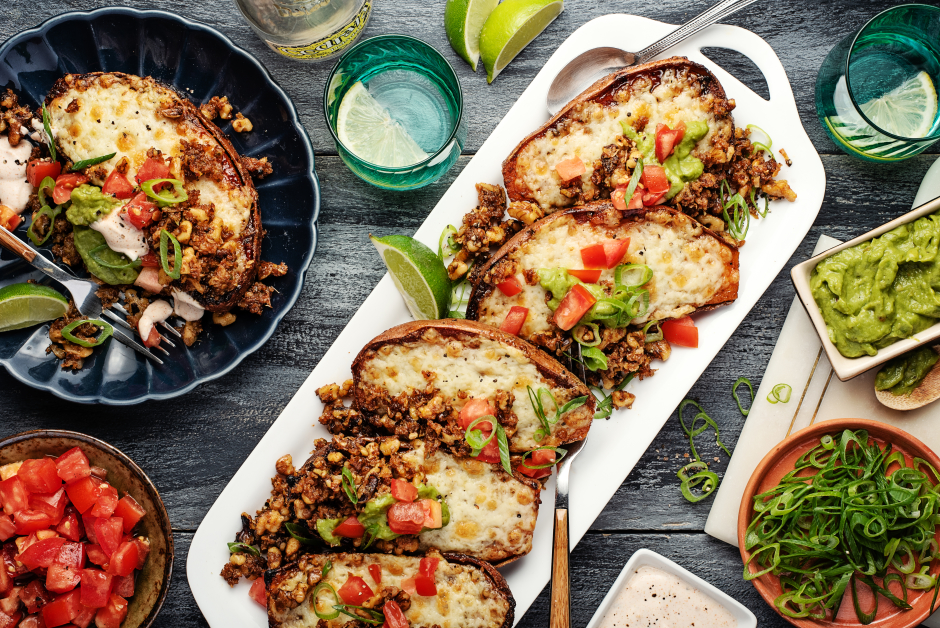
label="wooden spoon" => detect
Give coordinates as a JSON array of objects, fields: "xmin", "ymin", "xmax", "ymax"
[{"xmin": 875, "ymin": 346, "xmax": 940, "ymax": 411}]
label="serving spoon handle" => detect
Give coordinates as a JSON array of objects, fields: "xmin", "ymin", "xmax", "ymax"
[{"xmin": 635, "ymin": 0, "xmax": 760, "ymax": 65}]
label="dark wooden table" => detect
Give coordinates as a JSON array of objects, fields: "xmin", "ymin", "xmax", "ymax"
[{"xmin": 1, "ymin": 0, "xmax": 936, "ymax": 626}]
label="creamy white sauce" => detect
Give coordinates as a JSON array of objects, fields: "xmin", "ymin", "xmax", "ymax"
[
  {"xmin": 597, "ymin": 565, "xmax": 736, "ymax": 628},
  {"xmin": 138, "ymin": 299, "xmax": 173, "ymax": 343},
  {"xmin": 171, "ymin": 289, "xmax": 204, "ymax": 322},
  {"xmin": 0, "ymin": 135, "xmax": 33, "ymax": 213},
  {"xmin": 90, "ymin": 207, "xmax": 149, "ymax": 260}
]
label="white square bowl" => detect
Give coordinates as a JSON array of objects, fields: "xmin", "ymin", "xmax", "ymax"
[
  {"xmin": 790, "ymin": 195, "xmax": 940, "ymax": 381},
  {"xmin": 584, "ymin": 548, "xmax": 757, "ymax": 628}
]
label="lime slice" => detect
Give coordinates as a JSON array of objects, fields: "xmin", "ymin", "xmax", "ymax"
[
  {"xmin": 370, "ymin": 235, "xmax": 451, "ymax": 320},
  {"xmin": 445, "ymin": 0, "xmax": 500, "ymax": 72},
  {"xmin": 859, "ymin": 71, "xmax": 937, "ymax": 139},
  {"xmin": 0, "ymin": 283, "xmax": 68, "ymax": 332},
  {"xmin": 479, "ymin": 0, "xmax": 563, "ymax": 83},
  {"xmin": 336, "ymin": 82, "xmax": 429, "ymax": 168}
]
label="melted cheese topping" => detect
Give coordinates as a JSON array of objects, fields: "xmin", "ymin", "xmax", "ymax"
[
  {"xmin": 358, "ymin": 330, "xmax": 591, "ymax": 450},
  {"xmin": 513, "ymin": 68, "xmax": 732, "ymax": 210},
  {"xmin": 279, "ymin": 555, "xmax": 509, "ymax": 628},
  {"xmin": 476, "ymin": 211, "xmax": 736, "ymax": 336},
  {"xmin": 419, "ymin": 451, "xmax": 538, "ymax": 561}
]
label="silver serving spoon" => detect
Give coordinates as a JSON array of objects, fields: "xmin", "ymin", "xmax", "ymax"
[{"xmin": 547, "ymin": 0, "xmax": 761, "ymax": 115}]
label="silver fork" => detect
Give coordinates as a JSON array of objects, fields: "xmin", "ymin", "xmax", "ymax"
[
  {"xmin": 550, "ymin": 435, "xmax": 589, "ymax": 628},
  {"xmin": 0, "ymin": 225, "xmax": 175, "ymax": 363}
]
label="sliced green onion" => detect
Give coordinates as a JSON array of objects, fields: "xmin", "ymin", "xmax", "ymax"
[
  {"xmin": 750, "ymin": 188, "xmax": 770, "ymax": 218},
  {"xmin": 61, "ymin": 319, "xmax": 113, "ymax": 348},
  {"xmin": 528, "ymin": 386, "xmax": 588, "ymax": 441},
  {"xmin": 89, "ymin": 244, "xmax": 142, "ymax": 270},
  {"xmin": 495, "ymin": 423, "xmax": 512, "ymax": 475},
  {"xmin": 747, "ymin": 124, "xmax": 773, "ymax": 156},
  {"xmin": 341, "ymin": 467, "xmax": 358, "ymax": 505},
  {"xmin": 465, "ymin": 415, "xmax": 496, "ymax": 455},
  {"xmin": 591, "ymin": 375, "xmax": 634, "ymax": 421},
  {"xmin": 142, "ymin": 178, "xmax": 188, "ymax": 205},
  {"xmin": 226, "ymin": 542, "xmax": 260, "ymax": 556},
  {"xmin": 42, "ymin": 104, "xmax": 56, "ymax": 162},
  {"xmin": 851, "ymin": 576, "xmax": 878, "ymax": 624},
  {"xmin": 678, "ymin": 461, "xmax": 719, "ymax": 503},
  {"xmin": 767, "ymin": 383, "xmax": 792, "ymax": 404},
  {"xmin": 581, "ymin": 346, "xmax": 608, "ymax": 371},
  {"xmin": 37, "ymin": 176, "xmax": 56, "ymax": 207},
  {"xmin": 520, "ymin": 446, "xmax": 567, "ymax": 470},
  {"xmin": 159, "ymin": 229, "xmax": 182, "ymax": 280},
  {"xmin": 573, "ymin": 322, "xmax": 601, "ymax": 347},
  {"xmin": 614, "ymin": 263, "xmax": 653, "ymax": 289},
  {"xmin": 438, "ymin": 224, "xmax": 459, "ymax": 260},
  {"xmin": 732, "ymin": 377, "xmax": 754, "ymax": 416},
  {"xmin": 720, "ymin": 180, "xmax": 751, "ymax": 241},
  {"xmin": 623, "ymin": 156, "xmax": 644, "ymax": 205},
  {"xmin": 678, "ymin": 399, "xmax": 732, "ymax": 460},
  {"xmin": 27, "ymin": 205, "xmax": 62, "ymax": 246},
  {"xmin": 284, "ymin": 522, "xmax": 321, "ymax": 544},
  {"xmin": 333, "ymin": 605, "xmax": 384, "ymax": 625},
  {"xmin": 313, "ymin": 583, "xmax": 340, "ymax": 620},
  {"xmin": 642, "ymin": 320, "xmax": 663, "ymax": 343},
  {"xmin": 70, "ymin": 152, "xmax": 116, "ymax": 171},
  {"xmin": 322, "ymin": 559, "xmax": 332, "ymax": 578}
]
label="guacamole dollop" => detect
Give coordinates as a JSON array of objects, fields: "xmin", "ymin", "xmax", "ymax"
[
  {"xmin": 72, "ymin": 226, "xmax": 140, "ymax": 286},
  {"xmin": 621, "ymin": 120, "xmax": 709, "ymax": 199},
  {"xmin": 65, "ymin": 184, "xmax": 120, "ymax": 227},
  {"xmin": 875, "ymin": 346, "xmax": 939, "ymax": 396},
  {"xmin": 810, "ymin": 211, "xmax": 940, "ymax": 358}
]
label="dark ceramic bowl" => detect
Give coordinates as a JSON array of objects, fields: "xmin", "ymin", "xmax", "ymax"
[
  {"xmin": 0, "ymin": 7, "xmax": 320, "ymax": 404},
  {"xmin": 0, "ymin": 430, "xmax": 173, "ymax": 628}
]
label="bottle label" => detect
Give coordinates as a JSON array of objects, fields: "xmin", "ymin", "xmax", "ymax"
[{"xmin": 268, "ymin": 1, "xmax": 372, "ymax": 61}]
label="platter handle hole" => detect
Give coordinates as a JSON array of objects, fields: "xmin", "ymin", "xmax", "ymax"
[{"xmin": 700, "ymin": 48, "xmax": 770, "ymax": 101}]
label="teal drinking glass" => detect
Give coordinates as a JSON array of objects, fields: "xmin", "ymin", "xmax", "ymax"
[
  {"xmin": 324, "ymin": 35, "xmax": 467, "ymax": 190},
  {"xmin": 815, "ymin": 4, "xmax": 940, "ymax": 161}
]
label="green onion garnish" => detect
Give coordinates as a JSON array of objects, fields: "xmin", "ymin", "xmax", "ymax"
[
  {"xmin": 27, "ymin": 205, "xmax": 62, "ymax": 246},
  {"xmin": 70, "ymin": 152, "xmax": 116, "ymax": 171},
  {"xmin": 37, "ymin": 176, "xmax": 56, "ymax": 207},
  {"xmin": 527, "ymin": 386, "xmax": 588, "ymax": 441},
  {"xmin": 732, "ymin": 377, "xmax": 754, "ymax": 416},
  {"xmin": 284, "ymin": 522, "xmax": 321, "ymax": 545},
  {"xmin": 142, "ymin": 179, "xmax": 188, "ymax": 206},
  {"xmin": 495, "ymin": 423, "xmax": 511, "ymax": 475},
  {"xmin": 61, "ymin": 319, "xmax": 113, "ymax": 348},
  {"xmin": 642, "ymin": 320, "xmax": 663, "ymax": 343},
  {"xmin": 322, "ymin": 559, "xmax": 332, "ymax": 578},
  {"xmin": 465, "ymin": 415, "xmax": 497, "ymax": 456},
  {"xmin": 520, "ymin": 446, "xmax": 567, "ymax": 470},
  {"xmin": 42, "ymin": 104, "xmax": 56, "ymax": 162},
  {"xmin": 580, "ymin": 346, "xmax": 608, "ymax": 371},
  {"xmin": 333, "ymin": 605, "xmax": 384, "ymax": 625},
  {"xmin": 226, "ymin": 542, "xmax": 260, "ymax": 556},
  {"xmin": 341, "ymin": 466, "xmax": 358, "ymax": 505},
  {"xmin": 767, "ymin": 383, "xmax": 792, "ymax": 404},
  {"xmin": 720, "ymin": 180, "xmax": 751, "ymax": 241},
  {"xmin": 89, "ymin": 244, "xmax": 142, "ymax": 270},
  {"xmin": 623, "ymin": 156, "xmax": 644, "ymax": 205},
  {"xmin": 591, "ymin": 375, "xmax": 634, "ymax": 420},
  {"xmin": 746, "ymin": 123, "xmax": 773, "ymax": 156},
  {"xmin": 675, "ymin": 399, "xmax": 730, "ymax": 503},
  {"xmin": 572, "ymin": 322, "xmax": 601, "ymax": 347},
  {"xmin": 438, "ymin": 224, "xmax": 459, "ymax": 260},
  {"xmin": 313, "ymin": 583, "xmax": 340, "ymax": 620},
  {"xmin": 159, "ymin": 229, "xmax": 182, "ymax": 280}
]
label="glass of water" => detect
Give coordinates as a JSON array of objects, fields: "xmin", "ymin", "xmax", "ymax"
[
  {"xmin": 815, "ymin": 4, "xmax": 940, "ymax": 162},
  {"xmin": 324, "ymin": 35, "xmax": 467, "ymax": 190}
]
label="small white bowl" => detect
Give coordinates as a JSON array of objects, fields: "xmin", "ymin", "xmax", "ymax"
[
  {"xmin": 584, "ymin": 548, "xmax": 757, "ymax": 628},
  {"xmin": 791, "ymin": 195, "xmax": 940, "ymax": 381}
]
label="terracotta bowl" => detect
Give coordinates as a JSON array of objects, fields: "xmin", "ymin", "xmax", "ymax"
[
  {"xmin": 738, "ymin": 418, "xmax": 940, "ymax": 628},
  {"xmin": 0, "ymin": 430, "xmax": 173, "ymax": 628}
]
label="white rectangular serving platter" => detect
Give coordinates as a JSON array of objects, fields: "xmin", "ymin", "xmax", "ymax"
[
  {"xmin": 188, "ymin": 14, "xmax": 826, "ymax": 627},
  {"xmin": 585, "ymin": 548, "xmax": 757, "ymax": 628}
]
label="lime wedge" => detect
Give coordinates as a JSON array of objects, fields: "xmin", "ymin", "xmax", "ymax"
[
  {"xmin": 336, "ymin": 82, "xmax": 429, "ymax": 168},
  {"xmin": 0, "ymin": 283, "xmax": 68, "ymax": 332},
  {"xmin": 859, "ymin": 71, "xmax": 937, "ymax": 139},
  {"xmin": 445, "ymin": 0, "xmax": 501, "ymax": 72},
  {"xmin": 370, "ymin": 235, "xmax": 451, "ymax": 320},
  {"xmin": 479, "ymin": 0, "xmax": 563, "ymax": 83}
]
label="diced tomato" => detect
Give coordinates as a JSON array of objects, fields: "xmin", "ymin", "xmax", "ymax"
[
  {"xmin": 332, "ymin": 517, "xmax": 365, "ymax": 539},
  {"xmin": 92, "ymin": 594, "xmax": 127, "ymax": 628},
  {"xmin": 399, "ymin": 577, "xmax": 416, "ymax": 595},
  {"xmin": 581, "ymin": 239, "xmax": 629, "ymax": 269},
  {"xmin": 386, "ymin": 502, "xmax": 426, "ymax": 535},
  {"xmin": 72, "ymin": 606, "xmax": 97, "ymax": 628},
  {"xmin": 475, "ymin": 438, "xmax": 500, "ymax": 464},
  {"xmin": 21, "ymin": 581, "xmax": 54, "ymax": 614},
  {"xmin": 41, "ymin": 589, "xmax": 82, "ymax": 627},
  {"xmin": 0, "ymin": 516, "xmax": 15, "ymax": 542},
  {"xmin": 642, "ymin": 190, "xmax": 667, "ymax": 206},
  {"xmin": 390, "ymin": 479, "xmax": 418, "ymax": 503},
  {"xmin": 56, "ymin": 509, "xmax": 84, "ymax": 543},
  {"xmin": 640, "ymin": 165, "xmax": 670, "ymax": 196},
  {"xmin": 415, "ymin": 574, "xmax": 436, "ymax": 596},
  {"xmin": 0, "ymin": 206, "xmax": 21, "ymax": 232},
  {"xmin": 458, "ymin": 399, "xmax": 496, "ymax": 432},
  {"xmin": 139, "ymin": 253, "xmax": 159, "ymax": 268},
  {"xmin": 84, "ymin": 546, "xmax": 108, "ymax": 568},
  {"xmin": 111, "ymin": 497, "xmax": 144, "ymax": 534},
  {"xmin": 15, "ymin": 510, "xmax": 56, "ymax": 535},
  {"xmin": 0, "ymin": 588, "xmax": 19, "ymax": 614},
  {"xmin": 628, "ymin": 189, "xmax": 644, "ymax": 209},
  {"xmin": 52, "ymin": 174, "xmax": 88, "ymax": 206},
  {"xmin": 106, "ymin": 542, "xmax": 137, "ymax": 578},
  {"xmin": 248, "ymin": 577, "xmax": 266, "ymax": 609},
  {"xmin": 553, "ymin": 284, "xmax": 597, "ymax": 331},
  {"xmin": 133, "ymin": 267, "xmax": 162, "ymax": 295},
  {"xmin": 499, "ymin": 306, "xmax": 529, "ymax": 335},
  {"xmin": 55, "ymin": 449, "xmax": 90, "ymax": 485},
  {"xmin": 383, "ymin": 599, "xmax": 409, "ymax": 628},
  {"xmin": 368, "ymin": 564, "xmax": 382, "ymax": 585},
  {"xmin": 101, "ymin": 170, "xmax": 133, "ymax": 200},
  {"xmin": 566, "ymin": 269, "xmax": 601, "ymax": 283},
  {"xmin": 55, "ymin": 542, "xmax": 84, "ymax": 569},
  {"xmin": 18, "ymin": 614, "xmax": 41, "ymax": 628},
  {"xmin": 496, "ymin": 276, "xmax": 523, "ymax": 297},
  {"xmin": 81, "ymin": 515, "xmax": 98, "ymax": 545},
  {"xmin": 662, "ymin": 317, "xmax": 698, "ymax": 348},
  {"xmin": 142, "ymin": 327, "xmax": 161, "ymax": 350},
  {"xmin": 18, "ymin": 459, "xmax": 62, "ymax": 495},
  {"xmin": 337, "ymin": 576, "xmax": 373, "ymax": 606},
  {"xmin": 64, "ymin": 478, "xmax": 102, "ymax": 515},
  {"xmin": 518, "ymin": 449, "xmax": 556, "ymax": 479},
  {"xmin": 112, "ymin": 574, "xmax": 134, "ymax": 599},
  {"xmin": 47, "ymin": 563, "xmax": 82, "ymax": 594},
  {"xmin": 79, "ymin": 571, "xmax": 111, "ymax": 609},
  {"xmin": 602, "ymin": 239, "xmax": 630, "ymax": 268},
  {"xmin": 655, "ymin": 122, "xmax": 686, "ymax": 163},
  {"xmin": 611, "ymin": 185, "xmax": 628, "ymax": 210},
  {"xmin": 17, "ymin": 537, "xmax": 66, "ymax": 570},
  {"xmin": 27, "ymin": 160, "xmax": 62, "ymax": 188},
  {"xmin": 0, "ymin": 476, "xmax": 30, "ymax": 515},
  {"xmin": 419, "ymin": 500, "xmax": 442, "ymax": 530},
  {"xmin": 555, "ymin": 157, "xmax": 586, "ymax": 181},
  {"xmin": 89, "ymin": 485, "xmax": 118, "ymax": 519},
  {"xmin": 30, "ymin": 489, "xmax": 68, "ymax": 525},
  {"xmin": 124, "ymin": 193, "xmax": 157, "ymax": 230},
  {"xmin": 2, "ymin": 543, "xmax": 27, "ymax": 579},
  {"xmin": 0, "ymin": 609, "xmax": 20, "ymax": 628},
  {"xmin": 579, "ymin": 243, "xmax": 607, "ymax": 269},
  {"xmin": 419, "ymin": 556, "xmax": 439, "ymax": 579},
  {"xmin": 135, "ymin": 157, "xmax": 170, "ymax": 185},
  {"xmin": 132, "ymin": 537, "xmax": 149, "ymax": 569},
  {"xmin": 92, "ymin": 519, "xmax": 123, "ymax": 557},
  {"xmin": 0, "ymin": 564, "xmax": 10, "ymax": 595}
]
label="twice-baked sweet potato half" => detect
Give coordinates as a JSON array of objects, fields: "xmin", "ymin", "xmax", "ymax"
[
  {"xmin": 347, "ymin": 319, "xmax": 596, "ymax": 451},
  {"xmin": 265, "ymin": 551, "xmax": 514, "ymax": 628}
]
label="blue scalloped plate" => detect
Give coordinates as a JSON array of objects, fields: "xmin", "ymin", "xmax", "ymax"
[{"xmin": 0, "ymin": 8, "xmax": 320, "ymax": 405}]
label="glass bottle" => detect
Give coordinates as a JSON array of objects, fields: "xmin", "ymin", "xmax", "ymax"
[{"xmin": 234, "ymin": 0, "xmax": 372, "ymax": 62}]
